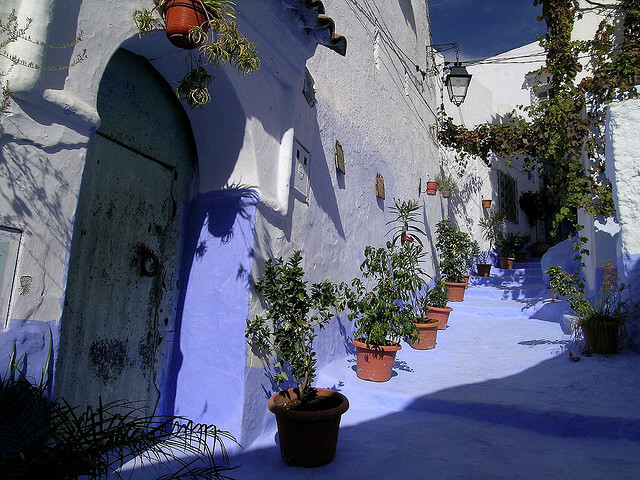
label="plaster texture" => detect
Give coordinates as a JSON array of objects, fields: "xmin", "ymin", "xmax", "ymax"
[{"xmin": 0, "ymin": 0, "xmax": 454, "ymax": 450}]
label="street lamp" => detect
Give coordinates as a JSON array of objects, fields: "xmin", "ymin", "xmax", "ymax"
[
  {"xmin": 445, "ymin": 62, "xmax": 472, "ymax": 107},
  {"xmin": 426, "ymin": 43, "xmax": 473, "ymax": 106}
]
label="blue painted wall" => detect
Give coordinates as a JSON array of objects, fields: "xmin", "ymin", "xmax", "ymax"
[{"xmin": 162, "ymin": 189, "xmax": 258, "ymax": 437}]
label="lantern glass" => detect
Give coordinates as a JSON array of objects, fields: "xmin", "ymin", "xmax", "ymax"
[{"xmin": 445, "ymin": 64, "xmax": 472, "ymax": 106}]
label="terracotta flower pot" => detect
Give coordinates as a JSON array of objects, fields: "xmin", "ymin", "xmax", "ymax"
[
  {"xmin": 426, "ymin": 305, "xmax": 453, "ymax": 330},
  {"xmin": 444, "ymin": 281, "xmax": 466, "ymax": 302},
  {"xmin": 163, "ymin": 0, "xmax": 210, "ymax": 50},
  {"xmin": 482, "ymin": 199, "xmax": 492, "ymax": 209},
  {"xmin": 581, "ymin": 324, "xmax": 620, "ymax": 355},
  {"xmin": 352, "ymin": 339, "xmax": 401, "ymax": 382},
  {"xmin": 515, "ymin": 251, "xmax": 527, "ymax": 263},
  {"xmin": 441, "ymin": 190, "xmax": 451, "ymax": 198},
  {"xmin": 426, "ymin": 181, "xmax": 438, "ymax": 195},
  {"xmin": 268, "ymin": 388, "xmax": 349, "ymax": 467},
  {"xmin": 411, "ymin": 319, "xmax": 439, "ymax": 350},
  {"xmin": 476, "ymin": 263, "xmax": 492, "ymax": 277},
  {"xmin": 499, "ymin": 257, "xmax": 515, "ymax": 269}
]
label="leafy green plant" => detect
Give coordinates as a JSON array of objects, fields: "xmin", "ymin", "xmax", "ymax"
[
  {"xmin": 416, "ymin": 277, "xmax": 449, "ymax": 320},
  {"xmin": 478, "ymin": 212, "xmax": 505, "ymax": 263},
  {"xmin": 0, "ymin": 357, "xmax": 238, "ymax": 480},
  {"xmin": 340, "ymin": 242, "xmax": 418, "ymax": 347},
  {"xmin": 437, "ymin": 0, "xmax": 640, "ymax": 252},
  {"xmin": 434, "ymin": 173, "xmax": 458, "ymax": 194},
  {"xmin": 546, "ymin": 259, "xmax": 634, "ymax": 353},
  {"xmin": 386, "ymin": 198, "xmax": 426, "ymax": 246},
  {"xmin": 245, "ymin": 251, "xmax": 339, "ymax": 405},
  {"xmin": 496, "ymin": 232, "xmax": 531, "ymax": 258},
  {"xmin": 435, "ymin": 220, "xmax": 475, "ymax": 283},
  {"xmin": 133, "ymin": 0, "xmax": 260, "ymax": 108}
]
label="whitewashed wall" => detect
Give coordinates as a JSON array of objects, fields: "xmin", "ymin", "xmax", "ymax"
[
  {"xmin": 439, "ymin": 42, "xmax": 545, "ymax": 251},
  {"xmin": 0, "ymin": 0, "xmax": 447, "ymax": 450}
]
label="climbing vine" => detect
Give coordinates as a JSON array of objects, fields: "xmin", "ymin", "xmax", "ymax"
[{"xmin": 438, "ymin": 0, "xmax": 639, "ymax": 239}]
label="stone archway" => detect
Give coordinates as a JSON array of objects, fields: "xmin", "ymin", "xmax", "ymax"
[{"xmin": 55, "ymin": 49, "xmax": 196, "ymax": 415}]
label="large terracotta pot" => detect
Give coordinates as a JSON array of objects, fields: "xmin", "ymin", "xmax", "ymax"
[
  {"xmin": 499, "ymin": 257, "xmax": 515, "ymax": 269},
  {"xmin": 581, "ymin": 323, "xmax": 620, "ymax": 355},
  {"xmin": 426, "ymin": 305, "xmax": 453, "ymax": 330},
  {"xmin": 410, "ymin": 319, "xmax": 439, "ymax": 350},
  {"xmin": 164, "ymin": 0, "xmax": 210, "ymax": 50},
  {"xmin": 463, "ymin": 274, "xmax": 470, "ymax": 287},
  {"xmin": 268, "ymin": 388, "xmax": 349, "ymax": 467},
  {"xmin": 426, "ymin": 181, "xmax": 438, "ymax": 195},
  {"xmin": 352, "ymin": 339, "xmax": 401, "ymax": 382},
  {"xmin": 476, "ymin": 263, "xmax": 492, "ymax": 277},
  {"xmin": 444, "ymin": 281, "xmax": 466, "ymax": 302}
]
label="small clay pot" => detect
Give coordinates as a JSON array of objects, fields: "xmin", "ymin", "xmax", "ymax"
[
  {"xmin": 352, "ymin": 339, "xmax": 401, "ymax": 382},
  {"xmin": 411, "ymin": 319, "xmax": 439, "ymax": 350}
]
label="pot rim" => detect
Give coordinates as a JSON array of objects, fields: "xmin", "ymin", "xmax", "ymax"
[
  {"xmin": 268, "ymin": 387, "xmax": 349, "ymax": 420},
  {"xmin": 351, "ymin": 338, "xmax": 402, "ymax": 351},
  {"xmin": 426, "ymin": 305, "xmax": 453, "ymax": 313}
]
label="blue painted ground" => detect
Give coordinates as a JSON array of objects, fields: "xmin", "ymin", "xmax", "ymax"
[{"xmin": 233, "ymin": 259, "xmax": 640, "ymax": 479}]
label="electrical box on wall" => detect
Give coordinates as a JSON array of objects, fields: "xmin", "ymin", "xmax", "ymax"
[
  {"xmin": 0, "ymin": 227, "xmax": 21, "ymax": 328},
  {"xmin": 292, "ymin": 139, "xmax": 311, "ymax": 202}
]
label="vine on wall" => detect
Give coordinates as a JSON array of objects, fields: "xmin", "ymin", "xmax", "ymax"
[{"xmin": 438, "ymin": 0, "xmax": 639, "ymax": 241}]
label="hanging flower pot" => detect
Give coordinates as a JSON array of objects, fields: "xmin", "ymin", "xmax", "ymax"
[
  {"xmin": 482, "ymin": 199, "xmax": 492, "ymax": 209},
  {"xmin": 163, "ymin": 0, "xmax": 210, "ymax": 50},
  {"xmin": 268, "ymin": 388, "xmax": 349, "ymax": 467},
  {"xmin": 441, "ymin": 190, "xmax": 452, "ymax": 198},
  {"xmin": 426, "ymin": 181, "xmax": 438, "ymax": 195}
]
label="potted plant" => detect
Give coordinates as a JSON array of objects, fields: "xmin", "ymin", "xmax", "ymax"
[
  {"xmin": 496, "ymin": 232, "xmax": 530, "ymax": 269},
  {"xmin": 341, "ymin": 242, "xmax": 419, "ymax": 382},
  {"xmin": 133, "ymin": 0, "xmax": 260, "ymax": 107},
  {"xmin": 386, "ymin": 199, "xmax": 426, "ymax": 246},
  {"xmin": 435, "ymin": 220, "xmax": 474, "ymax": 302},
  {"xmin": 477, "ymin": 212, "xmax": 504, "ymax": 276},
  {"xmin": 434, "ymin": 173, "xmax": 458, "ymax": 198},
  {"xmin": 417, "ymin": 277, "xmax": 452, "ymax": 332},
  {"xmin": 546, "ymin": 260, "xmax": 632, "ymax": 355},
  {"xmin": 245, "ymin": 251, "xmax": 348, "ymax": 467},
  {"xmin": 426, "ymin": 179, "xmax": 438, "ymax": 195}
]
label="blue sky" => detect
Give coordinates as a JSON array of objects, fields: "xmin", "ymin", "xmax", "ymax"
[{"xmin": 428, "ymin": 1, "xmax": 547, "ymax": 62}]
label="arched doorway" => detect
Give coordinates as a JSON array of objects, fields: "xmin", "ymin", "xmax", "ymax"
[{"xmin": 55, "ymin": 49, "xmax": 196, "ymax": 415}]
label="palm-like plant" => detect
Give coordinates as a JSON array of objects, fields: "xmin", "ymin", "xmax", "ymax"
[
  {"xmin": 0, "ymin": 357, "xmax": 238, "ymax": 480},
  {"xmin": 386, "ymin": 199, "xmax": 426, "ymax": 246}
]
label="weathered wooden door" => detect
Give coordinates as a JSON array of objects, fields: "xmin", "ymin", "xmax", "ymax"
[{"xmin": 56, "ymin": 49, "xmax": 195, "ymax": 414}]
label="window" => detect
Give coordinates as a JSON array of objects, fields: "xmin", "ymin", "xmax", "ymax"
[{"xmin": 498, "ymin": 170, "xmax": 518, "ymax": 224}]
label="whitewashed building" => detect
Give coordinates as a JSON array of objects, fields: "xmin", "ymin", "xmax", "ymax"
[{"xmin": 0, "ymin": 0, "xmax": 456, "ymax": 448}]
